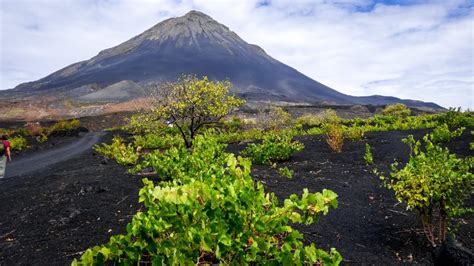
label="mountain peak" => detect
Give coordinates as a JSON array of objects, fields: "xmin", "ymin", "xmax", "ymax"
[{"xmin": 183, "ymin": 10, "xmax": 212, "ymax": 19}]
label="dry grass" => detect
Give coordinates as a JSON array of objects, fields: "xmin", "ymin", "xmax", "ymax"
[{"xmin": 325, "ymin": 124, "xmax": 344, "ymax": 153}]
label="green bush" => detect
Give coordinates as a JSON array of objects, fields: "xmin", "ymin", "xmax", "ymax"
[
  {"xmin": 133, "ymin": 133, "xmax": 182, "ymax": 150},
  {"xmin": 382, "ymin": 103, "xmax": 411, "ymax": 118},
  {"xmin": 344, "ymin": 126, "xmax": 365, "ymax": 142},
  {"xmin": 94, "ymin": 136, "xmax": 138, "ymax": 165},
  {"xmin": 9, "ymin": 136, "xmax": 28, "ymax": 151},
  {"xmin": 73, "ymin": 136, "xmax": 341, "ymax": 265},
  {"xmin": 131, "ymin": 134, "xmax": 226, "ymax": 177},
  {"xmin": 49, "ymin": 119, "xmax": 80, "ymax": 133},
  {"xmin": 429, "ymin": 124, "xmax": 464, "ymax": 143},
  {"xmin": 437, "ymin": 107, "xmax": 473, "ymax": 128},
  {"xmin": 296, "ymin": 113, "xmax": 320, "ymax": 127},
  {"xmin": 126, "ymin": 112, "xmax": 168, "ymax": 135},
  {"xmin": 364, "ymin": 143, "xmax": 373, "ymax": 165},
  {"xmin": 241, "ymin": 132, "xmax": 304, "ymax": 165},
  {"xmin": 380, "ymin": 134, "xmax": 473, "ymax": 246},
  {"xmin": 278, "ymin": 166, "xmax": 293, "ymax": 179}
]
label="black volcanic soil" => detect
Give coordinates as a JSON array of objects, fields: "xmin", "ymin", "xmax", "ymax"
[{"xmin": 0, "ymin": 128, "xmax": 472, "ymax": 265}]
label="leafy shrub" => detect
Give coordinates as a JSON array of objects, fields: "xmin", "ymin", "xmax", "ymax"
[
  {"xmin": 380, "ymin": 134, "xmax": 473, "ymax": 246},
  {"xmin": 94, "ymin": 136, "xmax": 138, "ymax": 165},
  {"xmin": 296, "ymin": 113, "xmax": 320, "ymax": 127},
  {"xmin": 133, "ymin": 133, "xmax": 181, "ymax": 150},
  {"xmin": 223, "ymin": 116, "xmax": 242, "ymax": 132},
  {"xmin": 74, "ymin": 137, "xmax": 341, "ymax": 265},
  {"xmin": 49, "ymin": 119, "xmax": 80, "ymax": 133},
  {"xmin": 257, "ymin": 106, "xmax": 292, "ymax": 130},
  {"xmin": 278, "ymin": 166, "xmax": 293, "ymax": 179},
  {"xmin": 318, "ymin": 109, "xmax": 340, "ymax": 126},
  {"xmin": 131, "ymin": 134, "xmax": 226, "ymax": 177},
  {"xmin": 364, "ymin": 143, "xmax": 373, "ymax": 165},
  {"xmin": 437, "ymin": 107, "xmax": 473, "ymax": 128},
  {"xmin": 344, "ymin": 126, "xmax": 365, "ymax": 141},
  {"xmin": 325, "ymin": 124, "xmax": 344, "ymax": 153},
  {"xmin": 36, "ymin": 133, "xmax": 48, "ymax": 143},
  {"xmin": 241, "ymin": 132, "xmax": 304, "ymax": 165},
  {"xmin": 126, "ymin": 112, "xmax": 166, "ymax": 135},
  {"xmin": 9, "ymin": 136, "xmax": 28, "ymax": 151},
  {"xmin": 305, "ymin": 127, "xmax": 325, "ymax": 136},
  {"xmin": 429, "ymin": 124, "xmax": 464, "ymax": 143},
  {"xmin": 382, "ymin": 103, "xmax": 411, "ymax": 118}
]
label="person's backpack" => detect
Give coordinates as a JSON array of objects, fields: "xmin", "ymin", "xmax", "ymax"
[{"xmin": 0, "ymin": 142, "xmax": 4, "ymax": 156}]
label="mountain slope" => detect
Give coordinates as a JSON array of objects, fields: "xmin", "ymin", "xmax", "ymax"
[{"xmin": 9, "ymin": 10, "xmax": 441, "ymax": 109}]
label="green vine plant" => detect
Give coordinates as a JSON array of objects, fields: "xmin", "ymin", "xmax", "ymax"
[
  {"xmin": 73, "ymin": 135, "xmax": 342, "ymax": 265},
  {"xmin": 241, "ymin": 132, "xmax": 304, "ymax": 165},
  {"xmin": 379, "ymin": 134, "xmax": 473, "ymax": 246},
  {"xmin": 364, "ymin": 143, "xmax": 373, "ymax": 165},
  {"xmin": 278, "ymin": 166, "xmax": 294, "ymax": 179},
  {"xmin": 94, "ymin": 136, "xmax": 139, "ymax": 166}
]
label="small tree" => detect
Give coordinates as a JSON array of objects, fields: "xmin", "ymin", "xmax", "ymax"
[{"xmin": 154, "ymin": 75, "xmax": 245, "ymax": 148}]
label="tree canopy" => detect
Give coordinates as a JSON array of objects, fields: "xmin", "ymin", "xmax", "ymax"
[{"xmin": 154, "ymin": 75, "xmax": 245, "ymax": 148}]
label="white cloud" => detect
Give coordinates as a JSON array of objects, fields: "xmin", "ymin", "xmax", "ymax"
[{"xmin": 0, "ymin": 0, "xmax": 472, "ymax": 108}]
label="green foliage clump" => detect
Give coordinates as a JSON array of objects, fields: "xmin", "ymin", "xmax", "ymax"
[
  {"xmin": 438, "ymin": 107, "xmax": 474, "ymax": 128},
  {"xmin": 223, "ymin": 116, "xmax": 243, "ymax": 132},
  {"xmin": 73, "ymin": 136, "xmax": 341, "ymax": 265},
  {"xmin": 94, "ymin": 136, "xmax": 138, "ymax": 165},
  {"xmin": 49, "ymin": 119, "xmax": 80, "ymax": 133},
  {"xmin": 278, "ymin": 166, "xmax": 294, "ymax": 179},
  {"xmin": 380, "ymin": 134, "xmax": 473, "ymax": 246},
  {"xmin": 296, "ymin": 113, "xmax": 320, "ymax": 127},
  {"xmin": 126, "ymin": 112, "xmax": 165, "ymax": 134},
  {"xmin": 131, "ymin": 134, "xmax": 226, "ymax": 177},
  {"xmin": 154, "ymin": 75, "xmax": 245, "ymax": 148},
  {"xmin": 133, "ymin": 133, "xmax": 181, "ymax": 150},
  {"xmin": 9, "ymin": 136, "xmax": 28, "ymax": 151},
  {"xmin": 241, "ymin": 132, "xmax": 304, "ymax": 165},
  {"xmin": 382, "ymin": 103, "xmax": 411, "ymax": 118},
  {"xmin": 344, "ymin": 126, "xmax": 365, "ymax": 142},
  {"xmin": 36, "ymin": 133, "xmax": 48, "ymax": 143},
  {"xmin": 429, "ymin": 124, "xmax": 464, "ymax": 143},
  {"xmin": 364, "ymin": 143, "xmax": 373, "ymax": 165}
]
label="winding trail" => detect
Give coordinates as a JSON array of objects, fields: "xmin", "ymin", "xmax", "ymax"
[{"xmin": 4, "ymin": 131, "xmax": 106, "ymax": 178}]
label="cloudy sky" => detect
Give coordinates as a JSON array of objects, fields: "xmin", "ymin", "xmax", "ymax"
[{"xmin": 1, "ymin": 0, "xmax": 473, "ymax": 108}]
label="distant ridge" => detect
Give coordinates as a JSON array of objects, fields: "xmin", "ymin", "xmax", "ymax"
[{"xmin": 6, "ymin": 10, "xmax": 442, "ymax": 110}]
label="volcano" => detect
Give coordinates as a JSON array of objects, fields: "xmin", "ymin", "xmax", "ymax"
[{"xmin": 6, "ymin": 10, "xmax": 441, "ymax": 109}]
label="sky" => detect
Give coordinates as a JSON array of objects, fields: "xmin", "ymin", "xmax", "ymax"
[{"xmin": 0, "ymin": 0, "xmax": 473, "ymax": 109}]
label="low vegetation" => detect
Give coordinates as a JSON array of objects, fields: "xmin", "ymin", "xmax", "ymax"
[
  {"xmin": 9, "ymin": 135, "xmax": 28, "ymax": 151},
  {"xmin": 380, "ymin": 133, "xmax": 473, "ymax": 246},
  {"xmin": 364, "ymin": 143, "xmax": 373, "ymax": 165},
  {"xmin": 94, "ymin": 136, "xmax": 139, "ymax": 166},
  {"xmin": 278, "ymin": 166, "xmax": 294, "ymax": 179},
  {"xmin": 325, "ymin": 124, "xmax": 344, "ymax": 153},
  {"xmin": 74, "ymin": 136, "xmax": 341, "ymax": 265},
  {"xmin": 241, "ymin": 132, "xmax": 304, "ymax": 165},
  {"xmin": 69, "ymin": 89, "xmax": 473, "ymax": 263}
]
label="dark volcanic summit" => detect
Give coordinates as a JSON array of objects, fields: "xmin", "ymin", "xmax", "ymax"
[{"xmin": 9, "ymin": 10, "xmax": 440, "ymax": 109}]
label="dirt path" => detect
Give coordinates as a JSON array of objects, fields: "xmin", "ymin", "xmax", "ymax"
[{"xmin": 4, "ymin": 131, "xmax": 106, "ymax": 178}]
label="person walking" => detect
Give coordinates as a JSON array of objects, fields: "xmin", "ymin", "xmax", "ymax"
[{"xmin": 0, "ymin": 135, "xmax": 12, "ymax": 179}]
